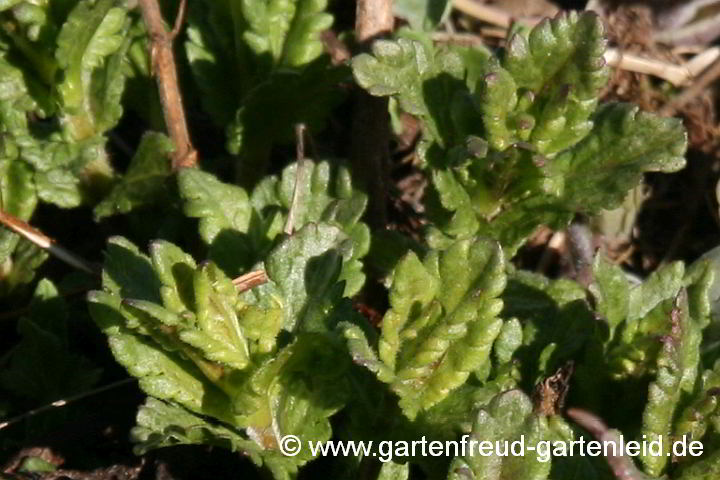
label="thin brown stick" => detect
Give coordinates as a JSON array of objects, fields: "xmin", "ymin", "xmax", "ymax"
[
  {"xmin": 169, "ymin": 0, "xmax": 188, "ymax": 40},
  {"xmin": 452, "ymin": 0, "xmax": 511, "ymax": 28},
  {"xmin": 431, "ymin": 32, "xmax": 485, "ymax": 45},
  {"xmin": 137, "ymin": 0, "xmax": 197, "ymax": 170},
  {"xmin": 285, "ymin": 124, "xmax": 308, "ymax": 235},
  {"xmin": 350, "ymin": 0, "xmax": 394, "ymax": 229},
  {"xmin": 567, "ymin": 408, "xmax": 652, "ymax": 480},
  {"xmin": 567, "ymin": 222, "xmax": 594, "ymax": 287},
  {"xmin": 321, "ymin": 30, "xmax": 351, "ymax": 65},
  {"xmin": 232, "ymin": 270, "xmax": 269, "ymax": 292},
  {"xmin": 0, "ymin": 210, "xmax": 99, "ymax": 275}
]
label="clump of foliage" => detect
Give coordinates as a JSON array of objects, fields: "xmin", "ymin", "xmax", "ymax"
[
  {"xmin": 353, "ymin": 12, "xmax": 685, "ymax": 254},
  {"xmin": 4, "ymin": 2, "xmax": 720, "ymax": 480}
]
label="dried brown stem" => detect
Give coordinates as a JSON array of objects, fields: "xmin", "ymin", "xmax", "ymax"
[
  {"xmin": 285, "ymin": 124, "xmax": 308, "ymax": 235},
  {"xmin": 567, "ymin": 222, "xmax": 594, "ymax": 287},
  {"xmin": 137, "ymin": 0, "xmax": 197, "ymax": 170},
  {"xmin": 321, "ymin": 30, "xmax": 351, "ymax": 65},
  {"xmin": 567, "ymin": 408, "xmax": 652, "ymax": 480},
  {"xmin": 232, "ymin": 270, "xmax": 269, "ymax": 292},
  {"xmin": 169, "ymin": 0, "xmax": 188, "ymax": 40},
  {"xmin": 452, "ymin": 0, "xmax": 512, "ymax": 28},
  {"xmin": 0, "ymin": 210, "xmax": 99, "ymax": 275},
  {"xmin": 350, "ymin": 0, "xmax": 394, "ymax": 229}
]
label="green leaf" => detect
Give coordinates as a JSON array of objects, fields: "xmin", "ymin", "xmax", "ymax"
[
  {"xmin": 252, "ymin": 159, "xmax": 369, "ymax": 295},
  {"xmin": 178, "ymin": 168, "xmax": 252, "ymax": 245},
  {"xmin": 589, "ymin": 255, "xmax": 631, "ymax": 330},
  {"xmin": 94, "ymin": 132, "xmax": 174, "ymax": 219},
  {"xmin": 347, "ymin": 237, "xmax": 506, "ymax": 419},
  {"xmin": 89, "ymin": 293, "xmax": 234, "ymax": 419},
  {"xmin": 428, "ymin": 102, "xmax": 686, "ymax": 254},
  {"xmin": 132, "ymin": 397, "xmax": 309, "ymax": 480},
  {"xmin": 187, "ymin": 0, "xmax": 342, "ymax": 182},
  {"xmin": 0, "ymin": 158, "xmax": 37, "ymax": 261},
  {"xmin": 0, "ymin": 240, "xmax": 48, "ymax": 296},
  {"xmin": 640, "ymin": 290, "xmax": 701, "ymax": 476},
  {"xmin": 500, "ymin": 11, "xmax": 609, "ymax": 154},
  {"xmin": 0, "ymin": 279, "xmax": 101, "ymax": 402},
  {"xmin": 253, "ymin": 160, "xmax": 365, "ymax": 232},
  {"xmin": 184, "ymin": 1, "xmax": 242, "ymax": 126},
  {"xmin": 479, "ymin": 64, "xmax": 518, "ymax": 151},
  {"xmin": 239, "ymin": 333, "xmax": 348, "ymax": 432},
  {"xmin": 100, "ymin": 236, "xmax": 163, "ymax": 302},
  {"xmin": 446, "ymin": 390, "xmax": 552, "ymax": 480},
  {"xmin": 240, "ymin": 0, "xmax": 332, "ymax": 68},
  {"xmin": 20, "ymin": 134, "xmax": 113, "ymax": 208},
  {"xmin": 94, "ymin": 236, "xmax": 285, "ymax": 386},
  {"xmin": 673, "ymin": 360, "xmax": 720, "ymax": 450},
  {"xmin": 377, "ymin": 461, "xmax": 410, "ymax": 480},
  {"xmin": 501, "ymin": 268, "xmax": 594, "ymax": 382},
  {"xmin": 353, "ymin": 13, "xmax": 684, "ymax": 258},
  {"xmin": 352, "ymin": 34, "xmax": 481, "ymax": 145},
  {"xmin": 90, "ymin": 233, "xmax": 354, "ymax": 467},
  {"xmin": 55, "ymin": 0, "xmax": 131, "ymax": 140},
  {"xmin": 675, "ymin": 449, "xmax": 720, "ymax": 480},
  {"xmin": 0, "ymin": 57, "xmax": 38, "ymax": 263},
  {"xmin": 183, "ymin": 161, "xmax": 368, "ymax": 291},
  {"xmin": 340, "ymin": 321, "xmax": 394, "ymax": 383},
  {"xmin": 185, "ymin": 0, "xmax": 336, "ymax": 112},
  {"xmin": 225, "ymin": 62, "xmax": 347, "ymax": 183},
  {"xmin": 393, "ymin": 0, "xmax": 450, "ymax": 31},
  {"xmin": 148, "ymin": 239, "xmax": 197, "ymax": 315},
  {"xmin": 552, "ymin": 102, "xmax": 687, "ymax": 212},
  {"xmin": 181, "ymin": 262, "xmax": 251, "ymax": 370},
  {"xmin": 132, "ymin": 397, "xmax": 259, "ymax": 457},
  {"xmin": 494, "ymin": 317, "xmax": 523, "ymax": 365},
  {"xmin": 265, "ymin": 223, "xmax": 352, "ymax": 332},
  {"xmin": 601, "ymin": 261, "xmax": 688, "ymax": 381},
  {"xmin": 89, "ymin": 229, "xmax": 354, "ymax": 475}
]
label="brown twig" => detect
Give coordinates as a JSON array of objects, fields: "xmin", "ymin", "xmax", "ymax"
[
  {"xmin": 285, "ymin": 124, "xmax": 308, "ymax": 235},
  {"xmin": 431, "ymin": 32, "xmax": 485, "ymax": 45},
  {"xmin": 321, "ymin": 30, "xmax": 351, "ymax": 65},
  {"xmin": 567, "ymin": 222, "xmax": 594, "ymax": 287},
  {"xmin": 0, "ymin": 210, "xmax": 99, "ymax": 275},
  {"xmin": 349, "ymin": 0, "xmax": 394, "ymax": 229},
  {"xmin": 169, "ymin": 0, "xmax": 188, "ymax": 40},
  {"xmin": 567, "ymin": 408, "xmax": 653, "ymax": 480},
  {"xmin": 232, "ymin": 270, "xmax": 268, "ymax": 293},
  {"xmin": 452, "ymin": 0, "xmax": 512, "ymax": 28},
  {"xmin": 137, "ymin": 0, "xmax": 197, "ymax": 170}
]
